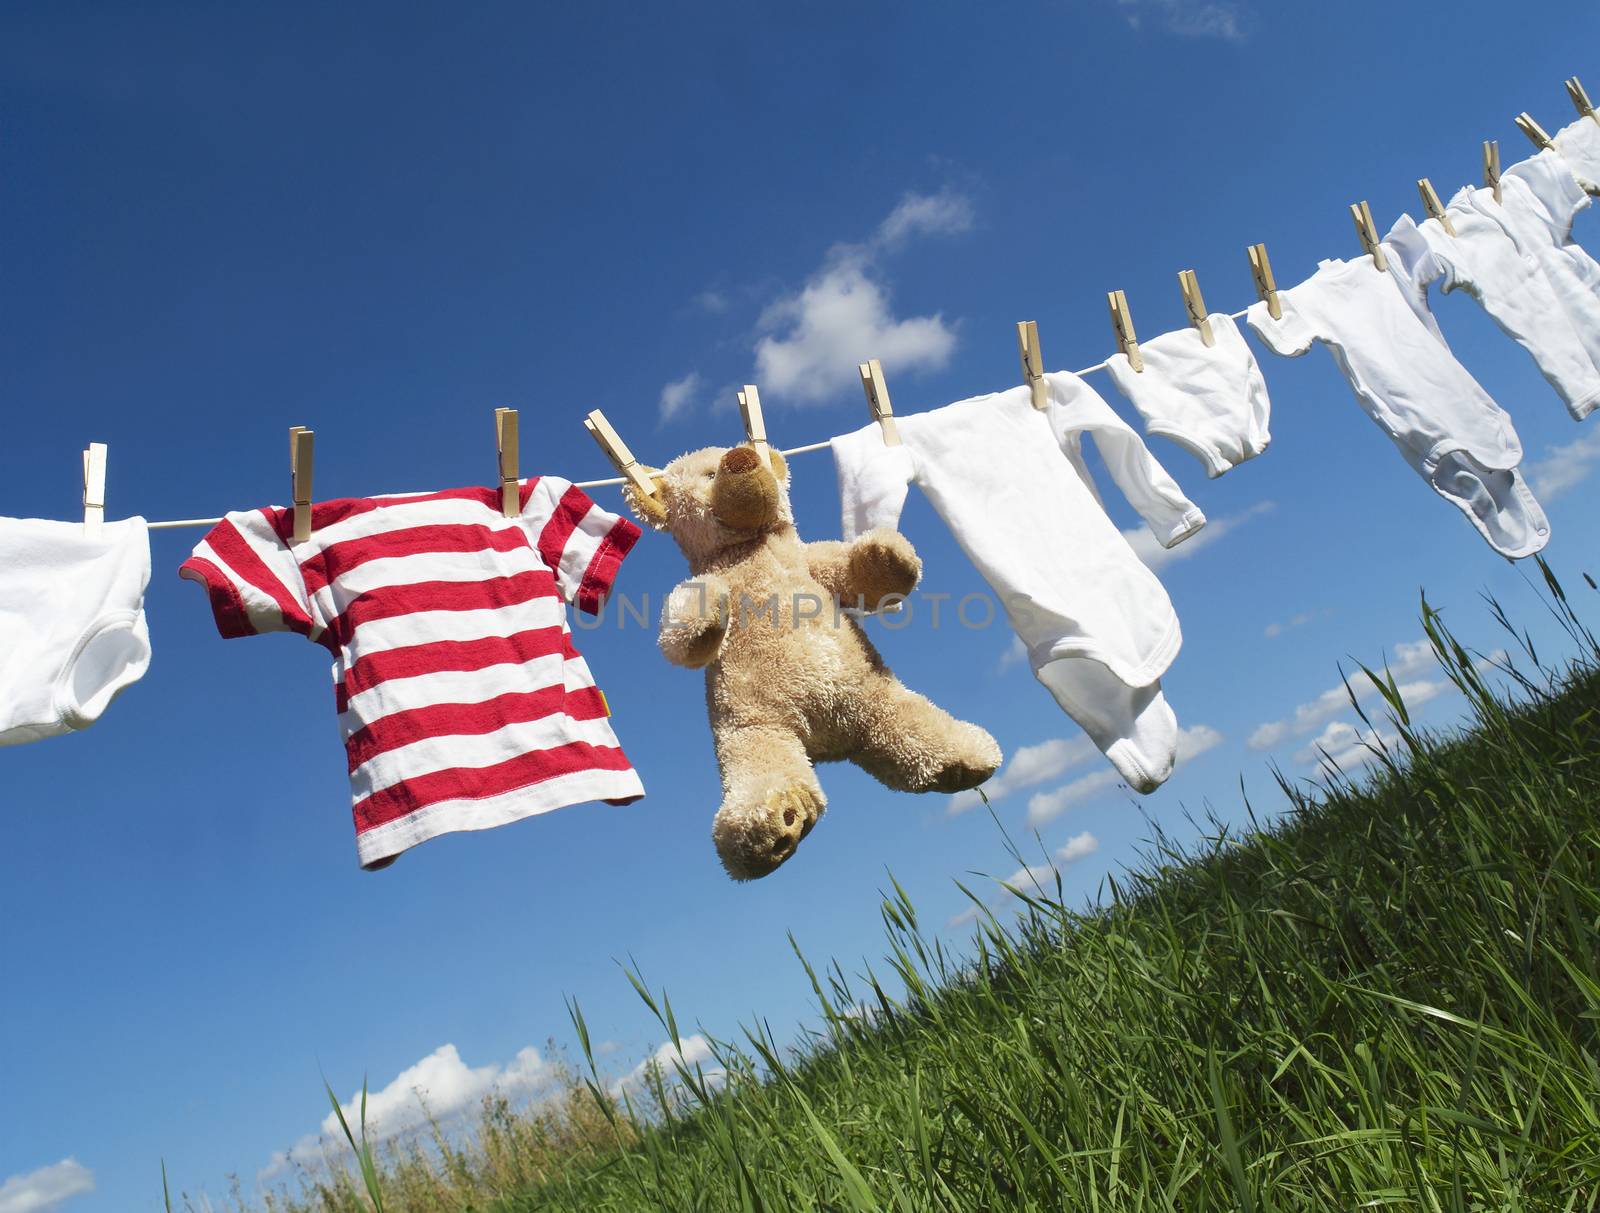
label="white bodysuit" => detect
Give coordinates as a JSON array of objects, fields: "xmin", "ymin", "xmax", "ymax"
[
  {"xmin": 1384, "ymin": 208, "xmax": 1600, "ymax": 419},
  {"xmin": 1553, "ymin": 115, "xmax": 1600, "ymax": 194},
  {"xmin": 832, "ymin": 372, "xmax": 1205, "ymax": 793},
  {"xmin": 0, "ymin": 517, "xmax": 153, "ymax": 746},
  {"xmin": 1248, "ymin": 257, "xmax": 1548, "ymax": 561},
  {"xmin": 1104, "ymin": 311, "xmax": 1272, "ymax": 477},
  {"xmin": 1461, "ymin": 152, "xmax": 1600, "ymax": 378}
]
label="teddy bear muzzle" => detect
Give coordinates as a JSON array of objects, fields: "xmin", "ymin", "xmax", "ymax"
[{"xmin": 711, "ymin": 446, "xmax": 781, "ymax": 532}]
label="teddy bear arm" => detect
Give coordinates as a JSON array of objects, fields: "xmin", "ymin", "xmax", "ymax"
[
  {"xmin": 658, "ymin": 576, "xmax": 729, "ymax": 669},
  {"xmin": 807, "ymin": 531, "xmax": 921, "ymax": 612}
]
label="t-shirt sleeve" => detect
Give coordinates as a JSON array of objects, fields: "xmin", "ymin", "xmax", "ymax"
[
  {"xmin": 526, "ymin": 477, "xmax": 641, "ymax": 614},
  {"xmin": 179, "ymin": 509, "xmax": 320, "ymax": 640},
  {"xmin": 831, "ymin": 425, "xmax": 914, "ymax": 542},
  {"xmin": 1246, "ymin": 294, "xmax": 1317, "ymax": 357}
]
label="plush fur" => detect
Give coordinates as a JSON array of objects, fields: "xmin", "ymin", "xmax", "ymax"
[{"xmin": 624, "ymin": 443, "xmax": 1002, "ymax": 880}]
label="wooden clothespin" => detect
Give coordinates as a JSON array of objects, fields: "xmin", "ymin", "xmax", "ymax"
[
  {"xmin": 583, "ymin": 409, "xmax": 657, "ymax": 498},
  {"xmin": 289, "ymin": 426, "xmax": 314, "ymax": 544},
  {"xmin": 858, "ymin": 359, "xmax": 900, "ymax": 446},
  {"xmin": 1107, "ymin": 290, "xmax": 1143, "ymax": 371},
  {"xmin": 1176, "ymin": 270, "xmax": 1214, "ymax": 346},
  {"xmin": 1483, "ymin": 140, "xmax": 1502, "ymax": 205},
  {"xmin": 736, "ymin": 384, "xmax": 769, "ymax": 461},
  {"xmin": 1567, "ymin": 76, "xmax": 1598, "ymax": 125},
  {"xmin": 82, "ymin": 442, "xmax": 106, "ymax": 537},
  {"xmin": 1247, "ymin": 243, "xmax": 1281, "ymax": 321},
  {"xmin": 1350, "ymin": 201, "xmax": 1388, "ymax": 272},
  {"xmin": 494, "ymin": 407, "xmax": 520, "ymax": 519},
  {"xmin": 1515, "ymin": 111, "xmax": 1554, "ymax": 152},
  {"xmin": 1015, "ymin": 321, "xmax": 1047, "ymax": 409},
  {"xmin": 1417, "ymin": 178, "xmax": 1457, "ymax": 237}
]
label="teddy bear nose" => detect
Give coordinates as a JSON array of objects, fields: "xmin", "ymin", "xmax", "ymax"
[{"xmin": 720, "ymin": 447, "xmax": 760, "ymax": 474}]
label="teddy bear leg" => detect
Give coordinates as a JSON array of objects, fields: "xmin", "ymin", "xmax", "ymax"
[
  {"xmin": 711, "ymin": 725, "xmax": 827, "ymax": 881},
  {"xmin": 853, "ymin": 679, "xmax": 1002, "ymax": 794}
]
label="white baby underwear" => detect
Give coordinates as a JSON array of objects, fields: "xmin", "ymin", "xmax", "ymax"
[
  {"xmin": 1248, "ymin": 257, "xmax": 1549, "ymax": 561},
  {"xmin": 832, "ymin": 372, "xmax": 1205, "ymax": 794},
  {"xmin": 0, "ymin": 516, "xmax": 153, "ymax": 746},
  {"xmin": 1104, "ymin": 311, "xmax": 1272, "ymax": 477}
]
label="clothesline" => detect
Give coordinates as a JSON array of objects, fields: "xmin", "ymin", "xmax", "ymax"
[{"xmin": 141, "ymin": 306, "xmax": 1254, "ymax": 531}]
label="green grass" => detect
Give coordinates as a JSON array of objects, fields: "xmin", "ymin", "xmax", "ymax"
[{"xmin": 237, "ymin": 564, "xmax": 1600, "ymax": 1211}]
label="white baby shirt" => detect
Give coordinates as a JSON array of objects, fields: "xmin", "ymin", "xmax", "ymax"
[
  {"xmin": 0, "ymin": 517, "xmax": 153, "ymax": 746},
  {"xmin": 1104, "ymin": 311, "xmax": 1272, "ymax": 477},
  {"xmin": 1247, "ymin": 257, "xmax": 1548, "ymax": 561},
  {"xmin": 1384, "ymin": 208, "xmax": 1600, "ymax": 419},
  {"xmin": 832, "ymin": 372, "xmax": 1205, "ymax": 794},
  {"xmin": 1462, "ymin": 152, "xmax": 1600, "ymax": 375},
  {"xmin": 1553, "ymin": 115, "xmax": 1600, "ymax": 194}
]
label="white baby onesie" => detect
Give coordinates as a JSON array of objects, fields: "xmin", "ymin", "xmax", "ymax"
[
  {"xmin": 1247, "ymin": 257, "xmax": 1548, "ymax": 561},
  {"xmin": 1553, "ymin": 115, "xmax": 1600, "ymax": 194},
  {"xmin": 1460, "ymin": 152, "xmax": 1600, "ymax": 377},
  {"xmin": 1104, "ymin": 311, "xmax": 1272, "ymax": 477},
  {"xmin": 1384, "ymin": 209, "xmax": 1600, "ymax": 419},
  {"xmin": 0, "ymin": 517, "xmax": 153, "ymax": 746},
  {"xmin": 832, "ymin": 372, "xmax": 1205, "ymax": 794}
]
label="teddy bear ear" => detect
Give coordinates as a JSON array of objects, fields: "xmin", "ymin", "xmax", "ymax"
[
  {"xmin": 767, "ymin": 448, "xmax": 788, "ymax": 483},
  {"xmin": 621, "ymin": 475, "xmax": 670, "ymax": 530}
]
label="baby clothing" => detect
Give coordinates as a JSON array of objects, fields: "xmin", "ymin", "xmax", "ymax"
[
  {"xmin": 1460, "ymin": 152, "xmax": 1600, "ymax": 377},
  {"xmin": 1247, "ymin": 256, "xmax": 1549, "ymax": 560},
  {"xmin": 0, "ymin": 517, "xmax": 152, "ymax": 746},
  {"xmin": 180, "ymin": 479, "xmax": 644, "ymax": 868},
  {"xmin": 1384, "ymin": 208, "xmax": 1600, "ymax": 419},
  {"xmin": 1104, "ymin": 311, "xmax": 1272, "ymax": 477},
  {"xmin": 832, "ymin": 372, "xmax": 1205, "ymax": 794},
  {"xmin": 1553, "ymin": 115, "xmax": 1600, "ymax": 194}
]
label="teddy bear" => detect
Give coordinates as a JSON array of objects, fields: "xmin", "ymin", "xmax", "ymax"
[{"xmin": 624, "ymin": 442, "xmax": 1002, "ymax": 880}]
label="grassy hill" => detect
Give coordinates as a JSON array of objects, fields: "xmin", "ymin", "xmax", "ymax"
[{"xmin": 247, "ymin": 572, "xmax": 1600, "ymax": 1212}]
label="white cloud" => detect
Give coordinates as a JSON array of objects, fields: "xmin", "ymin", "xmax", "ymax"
[
  {"xmin": 264, "ymin": 1044, "xmax": 553, "ymax": 1180},
  {"xmin": 997, "ymin": 635, "xmax": 1028, "ymax": 672},
  {"xmin": 947, "ymin": 735, "xmax": 1099, "ymax": 815},
  {"xmin": 754, "ymin": 258, "xmax": 957, "ymax": 404},
  {"xmin": 1056, "ymin": 830, "xmax": 1101, "ymax": 863},
  {"xmin": 610, "ymin": 1034, "xmax": 724, "ymax": 1100},
  {"xmin": 1247, "ymin": 638, "xmax": 1442, "ymax": 752},
  {"xmin": 947, "ymin": 833, "xmax": 1101, "ymax": 927},
  {"xmin": 658, "ymin": 371, "xmax": 704, "ymax": 424},
  {"xmin": 1117, "ymin": 0, "xmax": 1247, "ymax": 40},
  {"xmin": 1026, "ymin": 769, "xmax": 1121, "ymax": 827},
  {"xmin": 1527, "ymin": 430, "xmax": 1600, "ymax": 502},
  {"xmin": 1265, "ymin": 610, "xmax": 1318, "ymax": 639},
  {"xmin": 874, "ymin": 187, "xmax": 975, "ymax": 248},
  {"xmin": 1122, "ymin": 501, "xmax": 1275, "ymax": 573},
  {"xmin": 1293, "ymin": 720, "xmax": 1399, "ymax": 770},
  {"xmin": 1025, "ymin": 724, "xmax": 1222, "ymax": 826},
  {"xmin": 0, "ymin": 1160, "xmax": 95, "ymax": 1213},
  {"xmin": 751, "ymin": 189, "xmax": 973, "ymax": 405},
  {"xmin": 595, "ymin": 1040, "xmax": 623, "ymax": 1056},
  {"xmin": 1000, "ymin": 834, "xmax": 1103, "ymax": 897},
  {"xmin": 695, "ymin": 290, "xmax": 728, "ymax": 314}
]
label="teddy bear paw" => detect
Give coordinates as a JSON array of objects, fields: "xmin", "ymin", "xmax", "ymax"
[
  {"xmin": 927, "ymin": 726, "xmax": 1003, "ymax": 793},
  {"xmin": 713, "ymin": 781, "xmax": 826, "ymax": 881},
  {"xmin": 848, "ymin": 529, "xmax": 922, "ymax": 608}
]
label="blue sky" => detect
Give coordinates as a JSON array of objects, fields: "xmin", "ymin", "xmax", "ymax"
[{"xmin": 4, "ymin": 2, "xmax": 1600, "ymax": 1208}]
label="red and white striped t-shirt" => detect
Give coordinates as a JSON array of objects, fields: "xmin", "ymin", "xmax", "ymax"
[{"xmin": 179, "ymin": 477, "xmax": 644, "ymax": 868}]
